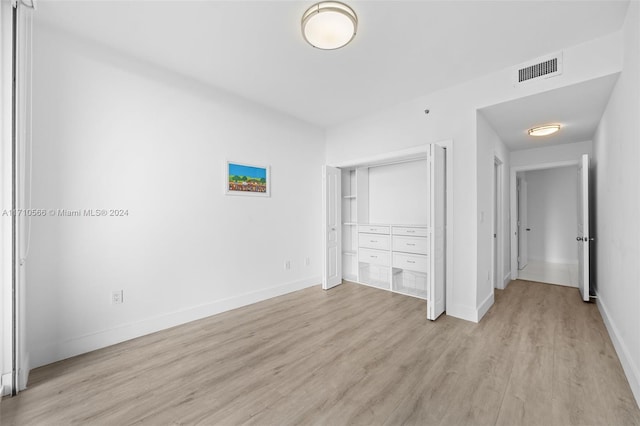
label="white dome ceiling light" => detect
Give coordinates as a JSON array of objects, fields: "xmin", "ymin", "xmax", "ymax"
[
  {"xmin": 528, "ymin": 124, "xmax": 561, "ymax": 137},
  {"xmin": 302, "ymin": 2, "xmax": 358, "ymax": 50}
]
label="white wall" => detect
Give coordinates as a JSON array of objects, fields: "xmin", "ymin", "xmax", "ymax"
[
  {"xmin": 368, "ymin": 160, "xmax": 428, "ymax": 225},
  {"xmin": 476, "ymin": 112, "xmax": 510, "ymax": 310},
  {"xmin": 524, "ymin": 167, "xmax": 578, "ymax": 265},
  {"xmin": 510, "ymin": 140, "xmax": 592, "ymax": 167},
  {"xmin": 592, "ymin": 0, "xmax": 640, "ymax": 405},
  {"xmin": 326, "ymin": 31, "xmax": 621, "ymax": 322},
  {"xmin": 27, "ymin": 25, "xmax": 325, "ymax": 368}
]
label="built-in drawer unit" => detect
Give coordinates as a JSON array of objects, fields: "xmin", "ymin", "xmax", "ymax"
[
  {"xmin": 392, "ymin": 235, "xmax": 428, "ymax": 255},
  {"xmin": 359, "ymin": 225, "xmax": 390, "ymax": 235},
  {"xmin": 392, "ymin": 226, "xmax": 428, "ymax": 237},
  {"xmin": 359, "ymin": 248, "xmax": 390, "ymax": 267},
  {"xmin": 392, "ymin": 252, "xmax": 428, "ymax": 273},
  {"xmin": 358, "ymin": 233, "xmax": 390, "ymax": 250}
]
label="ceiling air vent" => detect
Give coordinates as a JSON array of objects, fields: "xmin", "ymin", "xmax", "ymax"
[{"xmin": 514, "ymin": 52, "xmax": 563, "ymax": 85}]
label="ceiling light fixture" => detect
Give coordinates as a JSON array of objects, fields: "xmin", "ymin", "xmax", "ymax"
[
  {"xmin": 528, "ymin": 124, "xmax": 561, "ymax": 137},
  {"xmin": 302, "ymin": 2, "xmax": 357, "ymax": 50}
]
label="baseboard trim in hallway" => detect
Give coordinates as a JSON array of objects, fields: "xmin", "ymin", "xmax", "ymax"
[{"xmin": 597, "ymin": 291, "xmax": 640, "ymax": 406}]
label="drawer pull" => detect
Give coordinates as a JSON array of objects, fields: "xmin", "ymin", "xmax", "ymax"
[
  {"xmin": 370, "ymin": 255, "xmax": 378, "ymax": 258},
  {"xmin": 370, "ymin": 240, "xmax": 378, "ymax": 243},
  {"xmin": 407, "ymin": 260, "xmax": 416, "ymax": 263},
  {"xmin": 407, "ymin": 230, "xmax": 416, "ymax": 233},
  {"xmin": 406, "ymin": 243, "xmax": 415, "ymax": 246}
]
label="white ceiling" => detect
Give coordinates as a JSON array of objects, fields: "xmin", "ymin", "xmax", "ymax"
[
  {"xmin": 34, "ymin": 0, "xmax": 629, "ymax": 128},
  {"xmin": 479, "ymin": 74, "xmax": 619, "ymax": 151}
]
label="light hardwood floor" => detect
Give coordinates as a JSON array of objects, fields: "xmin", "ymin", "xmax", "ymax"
[{"xmin": 1, "ymin": 280, "xmax": 639, "ymax": 425}]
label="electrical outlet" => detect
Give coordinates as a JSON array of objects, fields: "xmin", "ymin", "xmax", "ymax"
[
  {"xmin": 111, "ymin": 290, "xmax": 123, "ymax": 304},
  {"xmin": 305, "ymin": 257, "xmax": 310, "ymax": 266},
  {"xmin": 284, "ymin": 260, "xmax": 291, "ymax": 270}
]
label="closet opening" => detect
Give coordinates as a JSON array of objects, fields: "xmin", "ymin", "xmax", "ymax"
[{"xmin": 322, "ymin": 142, "xmax": 452, "ymax": 321}]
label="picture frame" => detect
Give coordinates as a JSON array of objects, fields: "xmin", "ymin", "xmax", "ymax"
[{"xmin": 224, "ymin": 161, "xmax": 270, "ymax": 197}]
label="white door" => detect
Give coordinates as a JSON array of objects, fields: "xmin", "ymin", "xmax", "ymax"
[
  {"xmin": 577, "ymin": 154, "xmax": 590, "ymax": 301},
  {"xmin": 517, "ymin": 178, "xmax": 529, "ymax": 270},
  {"xmin": 428, "ymin": 145, "xmax": 446, "ymax": 320},
  {"xmin": 322, "ymin": 166, "xmax": 342, "ymax": 290}
]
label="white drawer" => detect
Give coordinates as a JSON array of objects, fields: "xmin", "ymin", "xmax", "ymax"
[
  {"xmin": 359, "ymin": 225, "xmax": 390, "ymax": 235},
  {"xmin": 393, "ymin": 252, "xmax": 428, "ymax": 273},
  {"xmin": 359, "ymin": 248, "xmax": 390, "ymax": 267},
  {"xmin": 392, "ymin": 235, "xmax": 428, "ymax": 255},
  {"xmin": 392, "ymin": 226, "xmax": 428, "ymax": 237},
  {"xmin": 358, "ymin": 233, "xmax": 390, "ymax": 250}
]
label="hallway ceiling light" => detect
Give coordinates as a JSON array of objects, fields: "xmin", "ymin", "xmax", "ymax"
[
  {"xmin": 302, "ymin": 2, "xmax": 357, "ymax": 50},
  {"xmin": 528, "ymin": 124, "xmax": 561, "ymax": 137}
]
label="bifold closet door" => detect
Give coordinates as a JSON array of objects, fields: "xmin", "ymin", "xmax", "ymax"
[{"xmin": 322, "ymin": 166, "xmax": 342, "ymax": 290}]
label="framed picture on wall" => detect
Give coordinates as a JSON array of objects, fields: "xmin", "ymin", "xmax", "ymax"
[{"xmin": 224, "ymin": 161, "xmax": 270, "ymax": 197}]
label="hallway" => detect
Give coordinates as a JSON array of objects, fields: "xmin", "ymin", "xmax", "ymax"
[{"xmin": 518, "ymin": 260, "xmax": 578, "ymax": 287}]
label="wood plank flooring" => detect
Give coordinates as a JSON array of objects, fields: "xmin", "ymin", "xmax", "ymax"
[{"xmin": 1, "ymin": 280, "xmax": 639, "ymax": 425}]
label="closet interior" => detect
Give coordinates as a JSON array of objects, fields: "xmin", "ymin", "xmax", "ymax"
[{"xmin": 324, "ymin": 144, "xmax": 446, "ymax": 320}]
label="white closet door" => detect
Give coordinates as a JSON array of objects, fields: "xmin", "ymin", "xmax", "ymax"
[
  {"xmin": 322, "ymin": 166, "xmax": 342, "ymax": 290},
  {"xmin": 427, "ymin": 145, "xmax": 446, "ymax": 320}
]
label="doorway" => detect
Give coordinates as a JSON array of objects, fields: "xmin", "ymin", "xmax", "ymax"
[{"xmin": 511, "ymin": 161, "xmax": 580, "ymax": 287}]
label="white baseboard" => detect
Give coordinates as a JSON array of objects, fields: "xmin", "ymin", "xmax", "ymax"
[
  {"xmin": 31, "ymin": 277, "xmax": 320, "ymax": 369},
  {"xmin": 447, "ymin": 303, "xmax": 480, "ymax": 323},
  {"xmin": 1, "ymin": 372, "xmax": 12, "ymax": 396},
  {"xmin": 502, "ymin": 272, "xmax": 512, "ymax": 289},
  {"xmin": 477, "ymin": 292, "xmax": 495, "ymax": 321},
  {"xmin": 447, "ymin": 291, "xmax": 494, "ymax": 323},
  {"xmin": 596, "ymin": 292, "xmax": 640, "ymax": 407},
  {"xmin": 18, "ymin": 353, "xmax": 29, "ymax": 391},
  {"xmin": 503, "ymin": 274, "xmax": 512, "ymax": 289}
]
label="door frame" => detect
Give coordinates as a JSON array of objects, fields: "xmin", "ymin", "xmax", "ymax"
[
  {"xmin": 331, "ymin": 140, "xmax": 454, "ymax": 315},
  {"xmin": 509, "ymin": 160, "xmax": 579, "ymax": 281},
  {"xmin": 0, "ymin": 0, "xmax": 14, "ymax": 396},
  {"xmin": 577, "ymin": 154, "xmax": 590, "ymax": 301},
  {"xmin": 517, "ymin": 176, "xmax": 528, "ymax": 270},
  {"xmin": 2, "ymin": 1, "xmax": 35, "ymax": 395},
  {"xmin": 492, "ymin": 156, "xmax": 503, "ymax": 290}
]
